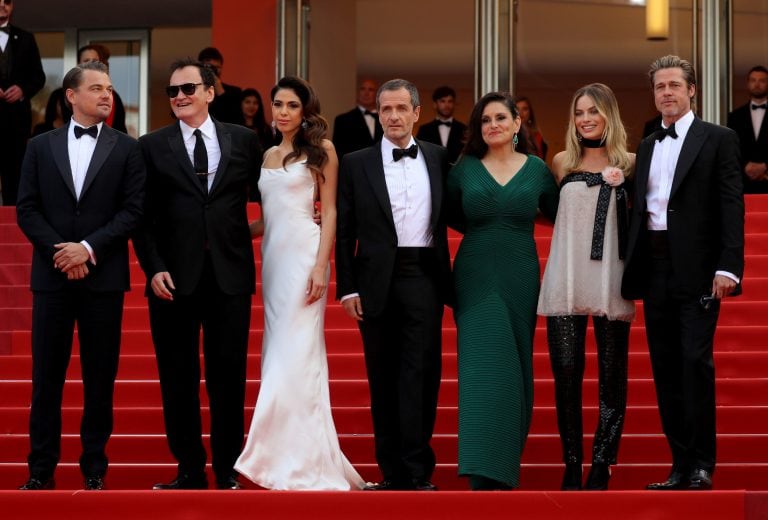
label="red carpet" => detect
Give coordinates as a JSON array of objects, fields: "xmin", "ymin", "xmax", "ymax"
[{"xmin": 1, "ymin": 196, "xmax": 767, "ymax": 519}]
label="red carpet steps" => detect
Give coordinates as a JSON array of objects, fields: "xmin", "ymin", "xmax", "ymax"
[{"xmin": 1, "ymin": 197, "xmax": 767, "ymax": 520}]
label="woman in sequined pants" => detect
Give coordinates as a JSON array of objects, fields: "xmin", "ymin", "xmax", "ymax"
[{"xmin": 537, "ymin": 83, "xmax": 636, "ymax": 490}]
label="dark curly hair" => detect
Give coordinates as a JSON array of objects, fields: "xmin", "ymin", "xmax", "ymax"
[
  {"xmin": 270, "ymin": 76, "xmax": 329, "ymax": 178},
  {"xmin": 463, "ymin": 91, "xmax": 528, "ymax": 158}
]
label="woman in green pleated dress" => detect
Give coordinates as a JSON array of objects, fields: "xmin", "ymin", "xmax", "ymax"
[{"xmin": 446, "ymin": 92, "xmax": 558, "ymax": 490}]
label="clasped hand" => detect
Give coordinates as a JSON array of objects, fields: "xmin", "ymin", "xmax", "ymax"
[{"xmin": 53, "ymin": 242, "xmax": 90, "ymax": 280}]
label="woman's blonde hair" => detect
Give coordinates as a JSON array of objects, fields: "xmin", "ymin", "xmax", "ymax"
[{"xmin": 561, "ymin": 83, "xmax": 632, "ymax": 174}]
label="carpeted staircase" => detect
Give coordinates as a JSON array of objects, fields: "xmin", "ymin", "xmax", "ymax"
[{"xmin": 1, "ymin": 197, "xmax": 767, "ymax": 519}]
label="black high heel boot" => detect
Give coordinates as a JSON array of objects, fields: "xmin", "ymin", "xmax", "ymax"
[
  {"xmin": 561, "ymin": 463, "xmax": 582, "ymax": 491},
  {"xmin": 585, "ymin": 463, "xmax": 611, "ymax": 490}
]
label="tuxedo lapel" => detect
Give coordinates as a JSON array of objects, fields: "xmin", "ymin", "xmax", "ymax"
[
  {"xmin": 363, "ymin": 147, "xmax": 396, "ymax": 231},
  {"xmin": 634, "ymin": 137, "xmax": 654, "ymax": 210},
  {"xmin": 210, "ymin": 120, "xmax": 231, "ymax": 196},
  {"xmin": 418, "ymin": 140, "xmax": 443, "ymax": 228},
  {"xmin": 80, "ymin": 126, "xmax": 118, "ymax": 200},
  {"xmin": 167, "ymin": 123, "xmax": 205, "ymax": 195},
  {"xmin": 50, "ymin": 125, "xmax": 77, "ymax": 200},
  {"xmin": 670, "ymin": 118, "xmax": 706, "ymax": 198}
]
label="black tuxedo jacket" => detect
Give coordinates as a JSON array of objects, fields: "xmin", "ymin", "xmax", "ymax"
[
  {"xmin": 0, "ymin": 24, "xmax": 45, "ymax": 127},
  {"xmin": 622, "ymin": 117, "xmax": 744, "ymax": 300},
  {"xmin": 332, "ymin": 108, "xmax": 383, "ymax": 159},
  {"xmin": 416, "ymin": 119, "xmax": 467, "ymax": 164},
  {"xmin": 16, "ymin": 123, "xmax": 145, "ymax": 292},
  {"xmin": 335, "ymin": 139, "xmax": 453, "ymax": 316},
  {"xmin": 134, "ymin": 119, "xmax": 261, "ymax": 296},
  {"xmin": 727, "ymin": 102, "xmax": 768, "ymax": 193}
]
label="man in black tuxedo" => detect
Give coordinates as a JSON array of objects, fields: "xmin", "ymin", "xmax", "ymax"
[
  {"xmin": 727, "ymin": 65, "xmax": 768, "ymax": 194},
  {"xmin": 0, "ymin": 0, "xmax": 45, "ymax": 205},
  {"xmin": 336, "ymin": 78, "xmax": 452, "ymax": 491},
  {"xmin": 332, "ymin": 78, "xmax": 383, "ymax": 159},
  {"xmin": 133, "ymin": 58, "xmax": 261, "ymax": 491},
  {"xmin": 622, "ymin": 55, "xmax": 744, "ymax": 491},
  {"xmin": 198, "ymin": 47, "xmax": 243, "ymax": 125},
  {"xmin": 416, "ymin": 85, "xmax": 467, "ymax": 164},
  {"xmin": 16, "ymin": 61, "xmax": 145, "ymax": 490}
]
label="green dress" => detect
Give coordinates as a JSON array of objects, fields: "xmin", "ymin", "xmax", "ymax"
[{"xmin": 447, "ymin": 154, "xmax": 558, "ymax": 487}]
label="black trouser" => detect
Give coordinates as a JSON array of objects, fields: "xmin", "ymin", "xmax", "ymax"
[
  {"xmin": 149, "ymin": 257, "xmax": 251, "ymax": 482},
  {"xmin": 28, "ymin": 288, "xmax": 124, "ymax": 479},
  {"xmin": 547, "ymin": 314, "xmax": 630, "ymax": 465},
  {"xmin": 358, "ymin": 248, "xmax": 443, "ymax": 483},
  {"xmin": 643, "ymin": 257, "xmax": 719, "ymax": 474}
]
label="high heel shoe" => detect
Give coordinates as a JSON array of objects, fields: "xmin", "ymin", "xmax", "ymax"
[
  {"xmin": 584, "ymin": 463, "xmax": 611, "ymax": 490},
  {"xmin": 561, "ymin": 463, "xmax": 582, "ymax": 490}
]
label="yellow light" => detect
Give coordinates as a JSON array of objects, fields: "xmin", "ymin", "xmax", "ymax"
[{"xmin": 646, "ymin": 0, "xmax": 670, "ymax": 40}]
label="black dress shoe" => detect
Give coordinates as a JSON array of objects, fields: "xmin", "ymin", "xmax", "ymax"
[
  {"xmin": 646, "ymin": 471, "xmax": 688, "ymax": 490},
  {"xmin": 18, "ymin": 477, "xmax": 55, "ymax": 490},
  {"xmin": 412, "ymin": 479, "xmax": 438, "ymax": 491},
  {"xmin": 216, "ymin": 476, "xmax": 243, "ymax": 490},
  {"xmin": 561, "ymin": 463, "xmax": 582, "ymax": 491},
  {"xmin": 363, "ymin": 479, "xmax": 409, "ymax": 491},
  {"xmin": 688, "ymin": 469, "xmax": 713, "ymax": 490},
  {"xmin": 584, "ymin": 463, "xmax": 611, "ymax": 490},
  {"xmin": 153, "ymin": 473, "xmax": 208, "ymax": 490},
  {"xmin": 84, "ymin": 476, "xmax": 105, "ymax": 490}
]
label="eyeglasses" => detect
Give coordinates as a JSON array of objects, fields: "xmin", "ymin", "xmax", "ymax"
[{"xmin": 165, "ymin": 83, "xmax": 203, "ymax": 98}]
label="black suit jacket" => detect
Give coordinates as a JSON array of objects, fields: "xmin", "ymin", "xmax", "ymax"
[
  {"xmin": 134, "ymin": 119, "xmax": 261, "ymax": 296},
  {"xmin": 622, "ymin": 117, "xmax": 744, "ymax": 300},
  {"xmin": 0, "ymin": 24, "xmax": 45, "ymax": 130},
  {"xmin": 16, "ymin": 123, "xmax": 145, "ymax": 292},
  {"xmin": 727, "ymin": 102, "xmax": 768, "ymax": 193},
  {"xmin": 209, "ymin": 83, "xmax": 244, "ymax": 125},
  {"xmin": 416, "ymin": 119, "xmax": 467, "ymax": 164},
  {"xmin": 335, "ymin": 139, "xmax": 453, "ymax": 316},
  {"xmin": 332, "ymin": 108, "xmax": 383, "ymax": 159}
]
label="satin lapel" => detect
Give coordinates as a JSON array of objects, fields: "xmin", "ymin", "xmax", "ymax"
[
  {"xmin": 634, "ymin": 137, "xmax": 654, "ymax": 211},
  {"xmin": 419, "ymin": 140, "xmax": 443, "ymax": 228},
  {"xmin": 363, "ymin": 147, "xmax": 396, "ymax": 231},
  {"xmin": 79, "ymin": 126, "xmax": 118, "ymax": 200},
  {"xmin": 210, "ymin": 120, "xmax": 231, "ymax": 196},
  {"xmin": 50, "ymin": 125, "xmax": 77, "ymax": 200},
  {"xmin": 758, "ymin": 109, "xmax": 768, "ymax": 142},
  {"xmin": 167, "ymin": 123, "xmax": 204, "ymax": 195},
  {"xmin": 670, "ymin": 118, "xmax": 706, "ymax": 199}
]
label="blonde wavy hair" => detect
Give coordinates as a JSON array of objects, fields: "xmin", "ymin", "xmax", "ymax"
[{"xmin": 561, "ymin": 83, "xmax": 632, "ymax": 174}]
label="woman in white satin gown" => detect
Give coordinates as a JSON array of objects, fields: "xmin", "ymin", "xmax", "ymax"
[{"xmin": 234, "ymin": 76, "xmax": 364, "ymax": 490}]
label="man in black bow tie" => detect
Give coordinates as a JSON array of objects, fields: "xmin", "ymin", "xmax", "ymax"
[
  {"xmin": 0, "ymin": 0, "xmax": 45, "ymax": 205},
  {"xmin": 16, "ymin": 61, "xmax": 145, "ymax": 491},
  {"xmin": 332, "ymin": 78, "xmax": 384, "ymax": 159},
  {"xmin": 417, "ymin": 86, "xmax": 467, "ymax": 164},
  {"xmin": 336, "ymin": 78, "xmax": 452, "ymax": 491},
  {"xmin": 622, "ymin": 55, "xmax": 744, "ymax": 491},
  {"xmin": 727, "ymin": 65, "xmax": 768, "ymax": 193}
]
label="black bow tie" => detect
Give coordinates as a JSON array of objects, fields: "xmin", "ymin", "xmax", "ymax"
[
  {"xmin": 363, "ymin": 110, "xmax": 378, "ymax": 117},
  {"xmin": 752, "ymin": 103, "xmax": 767, "ymax": 110},
  {"xmin": 0, "ymin": 26, "xmax": 9, "ymax": 34},
  {"xmin": 74, "ymin": 125, "xmax": 98, "ymax": 139},
  {"xmin": 437, "ymin": 120, "xmax": 452, "ymax": 127},
  {"xmin": 655, "ymin": 123, "xmax": 678, "ymax": 142},
  {"xmin": 393, "ymin": 144, "xmax": 418, "ymax": 162}
]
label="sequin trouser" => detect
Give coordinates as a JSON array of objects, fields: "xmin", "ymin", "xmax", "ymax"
[{"xmin": 546, "ymin": 315, "xmax": 630, "ymax": 464}]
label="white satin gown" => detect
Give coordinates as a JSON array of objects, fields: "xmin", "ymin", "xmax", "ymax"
[{"xmin": 234, "ymin": 160, "xmax": 364, "ymax": 490}]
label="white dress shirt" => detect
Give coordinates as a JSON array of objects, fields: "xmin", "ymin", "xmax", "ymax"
[
  {"xmin": 380, "ymin": 137, "xmax": 434, "ymax": 248},
  {"xmin": 68, "ymin": 118, "xmax": 103, "ymax": 261},
  {"xmin": 359, "ymin": 106, "xmax": 377, "ymax": 139},
  {"xmin": 179, "ymin": 115, "xmax": 220, "ymax": 191},
  {"xmin": 437, "ymin": 118, "xmax": 453, "ymax": 147},
  {"xmin": 751, "ymin": 98, "xmax": 767, "ymax": 140},
  {"xmin": 0, "ymin": 23, "xmax": 9, "ymax": 52}
]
